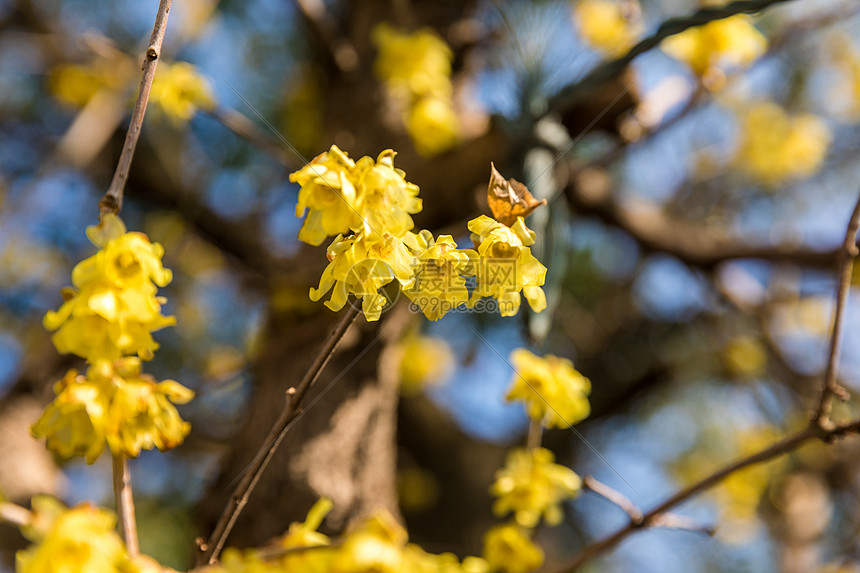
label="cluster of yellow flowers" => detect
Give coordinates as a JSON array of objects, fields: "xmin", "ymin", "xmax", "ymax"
[
  {"xmin": 479, "ymin": 350, "xmax": 592, "ymax": 572},
  {"xmin": 661, "ymin": 14, "xmax": 766, "ymax": 89},
  {"xmin": 734, "ymin": 101, "xmax": 831, "ymax": 188},
  {"xmin": 16, "ymin": 497, "xmax": 167, "ymax": 573},
  {"xmin": 33, "ymin": 215, "xmax": 194, "ymax": 463},
  {"xmin": 573, "ymin": 0, "xmax": 642, "ymax": 56},
  {"xmin": 49, "ymin": 57, "xmax": 214, "ymax": 123},
  {"xmin": 373, "ymin": 23, "xmax": 460, "ymax": 157},
  {"xmin": 291, "ymin": 146, "xmax": 547, "ymax": 321}
]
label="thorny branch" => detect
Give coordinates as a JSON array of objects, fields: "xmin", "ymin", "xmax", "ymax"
[
  {"xmin": 99, "ymin": 0, "xmax": 172, "ymax": 216},
  {"xmin": 546, "ymin": 189, "xmax": 860, "ymax": 572}
]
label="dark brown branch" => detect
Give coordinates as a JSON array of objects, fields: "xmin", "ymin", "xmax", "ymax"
[
  {"xmin": 112, "ymin": 455, "xmax": 139, "ymax": 557},
  {"xmin": 814, "ymin": 192, "xmax": 860, "ymax": 425},
  {"xmin": 549, "ymin": 0, "xmax": 796, "ymax": 114},
  {"xmin": 197, "ymin": 304, "xmax": 362, "ymax": 566},
  {"xmin": 99, "ymin": 0, "xmax": 172, "ymax": 216}
]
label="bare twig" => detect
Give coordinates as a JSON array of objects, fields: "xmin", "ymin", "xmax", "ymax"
[
  {"xmin": 99, "ymin": 0, "xmax": 172, "ymax": 216},
  {"xmin": 198, "ymin": 304, "xmax": 362, "ymax": 566},
  {"xmin": 0, "ymin": 501, "xmax": 32, "ymax": 528},
  {"xmin": 547, "ymin": 189, "xmax": 860, "ymax": 572},
  {"xmin": 814, "ymin": 192, "xmax": 860, "ymax": 425},
  {"xmin": 583, "ymin": 475, "xmax": 642, "ymax": 523},
  {"xmin": 112, "ymin": 454, "xmax": 139, "ymax": 557},
  {"xmin": 527, "ymin": 418, "xmax": 543, "ymax": 450}
]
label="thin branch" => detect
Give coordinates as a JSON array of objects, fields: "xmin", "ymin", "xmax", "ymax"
[
  {"xmin": 527, "ymin": 418, "xmax": 543, "ymax": 450},
  {"xmin": 197, "ymin": 304, "xmax": 362, "ymax": 566},
  {"xmin": 549, "ymin": 0, "xmax": 795, "ymax": 113},
  {"xmin": 99, "ymin": 0, "xmax": 172, "ymax": 216},
  {"xmin": 112, "ymin": 454, "xmax": 139, "ymax": 557},
  {"xmin": 814, "ymin": 192, "xmax": 860, "ymax": 425},
  {"xmin": 0, "ymin": 501, "xmax": 32, "ymax": 528},
  {"xmin": 583, "ymin": 475, "xmax": 642, "ymax": 523},
  {"xmin": 207, "ymin": 107, "xmax": 302, "ymax": 170}
]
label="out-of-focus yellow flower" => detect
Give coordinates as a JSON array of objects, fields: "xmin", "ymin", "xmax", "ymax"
[
  {"xmin": 467, "ymin": 216, "xmax": 547, "ymax": 318},
  {"xmin": 100, "ymin": 358, "xmax": 194, "ymax": 458},
  {"xmin": 150, "ymin": 61, "xmax": 216, "ymax": 123},
  {"xmin": 48, "ymin": 59, "xmax": 135, "ymax": 108},
  {"xmin": 490, "ymin": 447, "xmax": 582, "ymax": 527},
  {"xmin": 399, "ymin": 466, "xmax": 441, "ymax": 512},
  {"xmin": 373, "ymin": 23, "xmax": 453, "ymax": 98},
  {"xmin": 735, "ymin": 101, "xmax": 831, "ymax": 188},
  {"xmin": 506, "ymin": 349, "xmax": 590, "ymax": 429},
  {"xmin": 30, "ymin": 369, "xmax": 109, "ymax": 464},
  {"xmin": 32, "ymin": 358, "xmax": 193, "ymax": 463},
  {"xmin": 218, "ymin": 548, "xmax": 285, "ymax": 573},
  {"xmin": 406, "ymin": 95, "xmax": 460, "ymax": 157},
  {"xmin": 277, "ymin": 498, "xmax": 334, "ymax": 573},
  {"xmin": 723, "ymin": 336, "xmax": 767, "ymax": 379},
  {"xmin": 372, "ymin": 23, "xmax": 461, "ymax": 157},
  {"xmin": 43, "ymin": 215, "xmax": 175, "ymax": 362},
  {"xmin": 16, "ymin": 503, "xmax": 127, "ymax": 573},
  {"xmin": 574, "ymin": 0, "xmax": 642, "ymax": 56},
  {"xmin": 331, "ymin": 510, "xmax": 408, "ymax": 573},
  {"xmin": 311, "ymin": 232, "xmax": 415, "ymax": 321},
  {"xmin": 662, "ymin": 15, "xmax": 766, "ymax": 79},
  {"xmin": 291, "ymin": 146, "xmax": 422, "ymax": 246},
  {"xmin": 398, "ymin": 333, "xmax": 455, "ymax": 395},
  {"xmin": 482, "ymin": 523, "xmax": 543, "ymax": 573},
  {"xmin": 403, "ymin": 231, "xmax": 477, "ymax": 321}
]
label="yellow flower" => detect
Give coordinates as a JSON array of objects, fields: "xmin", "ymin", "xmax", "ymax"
[
  {"xmin": 482, "ymin": 523, "xmax": 543, "ymax": 573},
  {"xmin": 48, "ymin": 58, "xmax": 135, "ymax": 107},
  {"xmin": 662, "ymin": 15, "xmax": 766, "ymax": 77},
  {"xmin": 352, "ymin": 150, "xmax": 423, "ymax": 242},
  {"xmin": 372, "ymin": 23, "xmax": 453, "ymax": 98},
  {"xmin": 311, "ymin": 232, "xmax": 415, "ymax": 321},
  {"xmin": 467, "ymin": 216, "xmax": 547, "ymax": 318},
  {"xmin": 490, "ymin": 448, "xmax": 582, "ymax": 528},
  {"xmin": 16, "ymin": 503, "xmax": 127, "ymax": 573},
  {"xmin": 43, "ymin": 215, "xmax": 175, "ymax": 362},
  {"xmin": 735, "ymin": 101, "xmax": 831, "ymax": 187},
  {"xmin": 506, "ymin": 349, "xmax": 590, "ymax": 429},
  {"xmin": 150, "ymin": 61, "xmax": 216, "ymax": 123},
  {"xmin": 278, "ymin": 498, "xmax": 334, "ymax": 573},
  {"xmin": 331, "ymin": 510, "xmax": 408, "ymax": 573},
  {"xmin": 403, "ymin": 231, "xmax": 477, "ymax": 321},
  {"xmin": 406, "ymin": 95, "xmax": 460, "ymax": 157},
  {"xmin": 31, "ymin": 369, "xmax": 110, "ymax": 464},
  {"xmin": 574, "ymin": 0, "xmax": 642, "ymax": 56},
  {"xmin": 723, "ymin": 336, "xmax": 767, "ymax": 379},
  {"xmin": 398, "ymin": 333, "xmax": 455, "ymax": 395},
  {"xmin": 291, "ymin": 146, "xmax": 422, "ymax": 246}
]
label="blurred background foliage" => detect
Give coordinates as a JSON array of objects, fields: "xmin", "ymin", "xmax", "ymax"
[{"xmin": 3, "ymin": 0, "xmax": 860, "ymax": 571}]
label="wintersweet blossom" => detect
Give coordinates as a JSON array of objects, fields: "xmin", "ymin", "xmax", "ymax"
[
  {"xmin": 150, "ymin": 61, "xmax": 216, "ymax": 122},
  {"xmin": 482, "ymin": 523, "xmax": 543, "ymax": 573},
  {"xmin": 574, "ymin": 0, "xmax": 642, "ymax": 56},
  {"xmin": 43, "ymin": 215, "xmax": 175, "ymax": 362},
  {"xmin": 398, "ymin": 333, "xmax": 455, "ymax": 395},
  {"xmin": 31, "ymin": 358, "xmax": 194, "ymax": 463},
  {"xmin": 735, "ymin": 102, "xmax": 831, "ymax": 187},
  {"xmin": 403, "ymin": 231, "xmax": 477, "ymax": 321},
  {"xmin": 490, "ymin": 447, "xmax": 582, "ymax": 527},
  {"xmin": 662, "ymin": 15, "xmax": 766, "ymax": 78},
  {"xmin": 291, "ymin": 146, "xmax": 422, "ymax": 246},
  {"xmin": 310, "ymin": 232, "xmax": 415, "ymax": 321},
  {"xmin": 506, "ymin": 348, "xmax": 591, "ymax": 429},
  {"xmin": 406, "ymin": 95, "xmax": 461, "ymax": 157},
  {"xmin": 330, "ymin": 510, "xmax": 408, "ymax": 573},
  {"xmin": 467, "ymin": 216, "xmax": 547, "ymax": 317},
  {"xmin": 372, "ymin": 23, "xmax": 453, "ymax": 98}
]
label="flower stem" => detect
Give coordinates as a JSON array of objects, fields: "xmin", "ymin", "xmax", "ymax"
[
  {"xmin": 112, "ymin": 454, "xmax": 139, "ymax": 557},
  {"xmin": 527, "ymin": 418, "xmax": 543, "ymax": 450}
]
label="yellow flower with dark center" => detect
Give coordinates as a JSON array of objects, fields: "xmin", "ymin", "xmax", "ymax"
[
  {"xmin": 403, "ymin": 231, "xmax": 477, "ymax": 321},
  {"xmin": 16, "ymin": 503, "xmax": 127, "ymax": 573},
  {"xmin": 506, "ymin": 349, "xmax": 591, "ymax": 429},
  {"xmin": 150, "ymin": 61, "xmax": 216, "ymax": 123},
  {"xmin": 43, "ymin": 215, "xmax": 175, "ymax": 362},
  {"xmin": 574, "ymin": 0, "xmax": 642, "ymax": 56},
  {"xmin": 467, "ymin": 216, "xmax": 547, "ymax": 318},
  {"xmin": 310, "ymin": 232, "xmax": 415, "ymax": 321},
  {"xmin": 490, "ymin": 447, "xmax": 582, "ymax": 527},
  {"xmin": 30, "ymin": 370, "xmax": 109, "ymax": 464},
  {"xmin": 661, "ymin": 15, "xmax": 766, "ymax": 77},
  {"xmin": 482, "ymin": 523, "xmax": 543, "ymax": 573}
]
